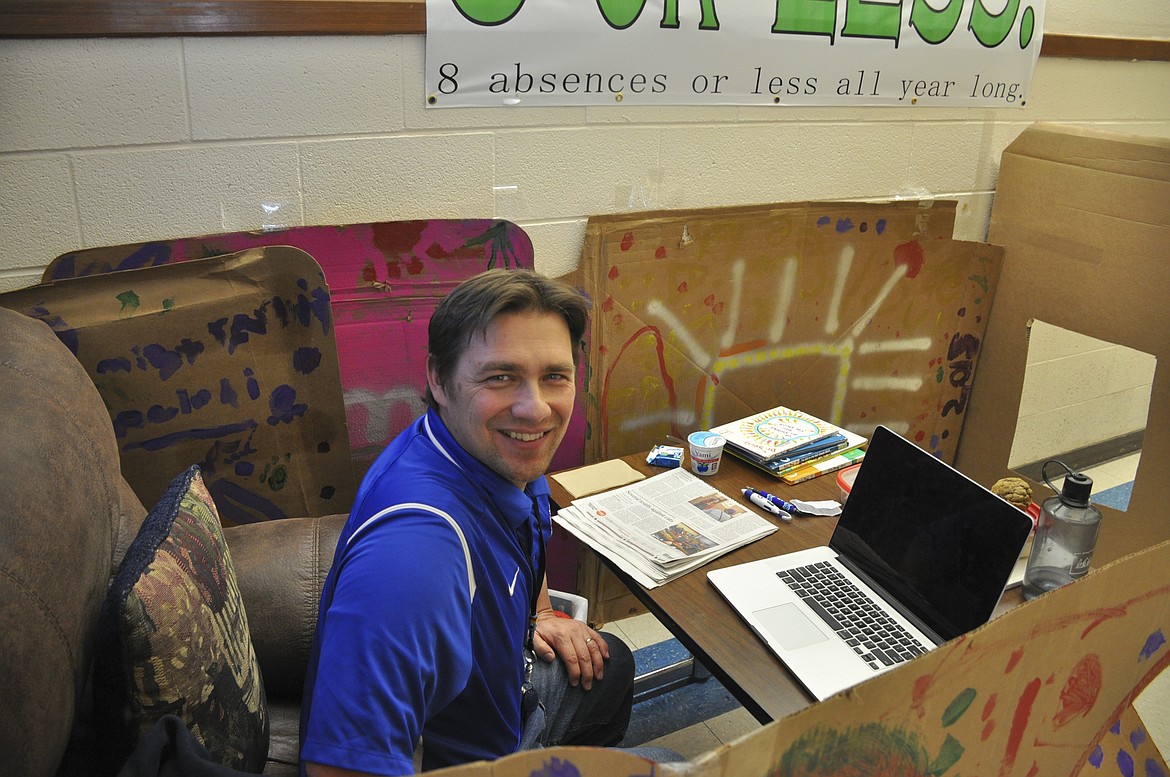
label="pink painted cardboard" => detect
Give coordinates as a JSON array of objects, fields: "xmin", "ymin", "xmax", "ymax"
[{"xmin": 43, "ymin": 220, "xmax": 588, "ymax": 478}]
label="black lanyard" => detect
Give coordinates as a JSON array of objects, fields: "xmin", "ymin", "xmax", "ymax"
[{"xmin": 524, "ymin": 502, "xmax": 548, "ymax": 654}]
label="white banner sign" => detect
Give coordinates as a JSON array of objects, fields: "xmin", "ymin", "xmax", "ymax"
[{"xmin": 425, "ymin": 0, "xmax": 1044, "ymax": 108}]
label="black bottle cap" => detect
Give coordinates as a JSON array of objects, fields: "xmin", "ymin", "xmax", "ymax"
[{"xmin": 1060, "ymin": 472, "xmax": 1093, "ymax": 507}]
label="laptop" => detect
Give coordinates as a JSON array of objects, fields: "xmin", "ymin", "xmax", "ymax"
[{"xmin": 707, "ymin": 425, "xmax": 1033, "ymax": 700}]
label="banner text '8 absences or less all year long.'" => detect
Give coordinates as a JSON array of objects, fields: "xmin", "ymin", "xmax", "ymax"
[{"xmin": 426, "ymin": 0, "xmax": 1045, "ymax": 108}]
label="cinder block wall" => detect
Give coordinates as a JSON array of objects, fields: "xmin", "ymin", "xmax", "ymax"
[
  {"xmin": 1, "ymin": 2, "xmax": 1168, "ymax": 459},
  {"xmin": 1010, "ymin": 323, "xmax": 1158, "ymax": 468}
]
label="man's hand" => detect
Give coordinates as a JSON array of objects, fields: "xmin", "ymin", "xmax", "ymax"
[{"xmin": 532, "ymin": 612, "xmax": 608, "ymax": 690}]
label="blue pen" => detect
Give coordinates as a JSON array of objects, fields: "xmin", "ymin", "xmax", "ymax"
[
  {"xmin": 743, "ymin": 486, "xmax": 799, "ymax": 515},
  {"xmin": 742, "ymin": 487, "xmax": 793, "ymax": 522}
]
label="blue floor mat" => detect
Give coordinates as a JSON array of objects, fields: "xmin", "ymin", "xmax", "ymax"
[
  {"xmin": 1095, "ymin": 481, "xmax": 1133, "ymax": 510},
  {"xmin": 621, "ymin": 639, "xmax": 743, "ymax": 746}
]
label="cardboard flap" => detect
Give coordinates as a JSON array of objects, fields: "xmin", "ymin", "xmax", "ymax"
[
  {"xmin": 0, "ymin": 246, "xmax": 356, "ymax": 524},
  {"xmin": 989, "ymin": 127, "xmax": 1168, "ymax": 282},
  {"xmin": 1005, "ymin": 122, "xmax": 1170, "ymax": 180}
]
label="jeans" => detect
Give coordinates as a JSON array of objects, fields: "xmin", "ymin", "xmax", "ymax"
[{"xmin": 519, "ymin": 631, "xmax": 684, "ymax": 765}]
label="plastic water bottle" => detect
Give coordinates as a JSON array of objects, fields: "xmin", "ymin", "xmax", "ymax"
[{"xmin": 1022, "ymin": 460, "xmax": 1102, "ymax": 601}]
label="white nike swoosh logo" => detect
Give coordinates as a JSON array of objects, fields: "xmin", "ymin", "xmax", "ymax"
[{"xmin": 508, "ymin": 567, "xmax": 520, "ymax": 596}]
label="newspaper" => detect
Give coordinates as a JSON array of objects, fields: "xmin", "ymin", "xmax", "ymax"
[{"xmin": 553, "ymin": 467, "xmax": 777, "ymax": 589}]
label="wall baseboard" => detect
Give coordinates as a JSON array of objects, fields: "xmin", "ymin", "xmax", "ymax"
[{"xmin": 1015, "ymin": 430, "xmax": 1145, "ymax": 483}]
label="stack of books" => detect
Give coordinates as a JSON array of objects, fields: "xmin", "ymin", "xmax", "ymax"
[{"xmin": 711, "ymin": 405, "xmax": 867, "ymax": 484}]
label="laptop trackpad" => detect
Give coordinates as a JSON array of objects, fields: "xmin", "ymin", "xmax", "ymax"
[{"xmin": 754, "ymin": 603, "xmax": 829, "ymax": 650}]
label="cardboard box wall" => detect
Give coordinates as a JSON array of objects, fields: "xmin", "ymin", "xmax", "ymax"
[{"xmin": 955, "ymin": 123, "xmax": 1170, "ymax": 566}]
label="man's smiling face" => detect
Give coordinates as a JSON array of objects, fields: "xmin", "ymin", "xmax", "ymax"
[{"xmin": 427, "ymin": 310, "xmax": 576, "ymax": 489}]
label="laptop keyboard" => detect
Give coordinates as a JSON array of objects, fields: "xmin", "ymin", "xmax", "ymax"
[{"xmin": 777, "ymin": 561, "xmax": 927, "ymax": 672}]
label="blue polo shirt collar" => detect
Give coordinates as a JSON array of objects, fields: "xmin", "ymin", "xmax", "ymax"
[{"xmin": 422, "ymin": 408, "xmax": 549, "ymax": 533}]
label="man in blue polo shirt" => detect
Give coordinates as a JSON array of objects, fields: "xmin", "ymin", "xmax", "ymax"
[{"xmin": 301, "ymin": 269, "xmax": 637, "ymax": 776}]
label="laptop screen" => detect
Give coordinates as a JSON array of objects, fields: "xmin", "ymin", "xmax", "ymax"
[{"xmin": 829, "ymin": 426, "xmax": 1033, "ymax": 641}]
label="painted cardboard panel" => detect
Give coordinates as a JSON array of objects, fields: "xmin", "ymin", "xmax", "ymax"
[
  {"xmin": 955, "ymin": 124, "xmax": 1170, "ymax": 568},
  {"xmin": 1073, "ymin": 702, "xmax": 1169, "ymax": 777},
  {"xmin": 579, "ymin": 201, "xmax": 1002, "ymax": 465},
  {"xmin": 433, "ymin": 748, "xmax": 669, "ymax": 776},
  {"xmin": 0, "ymin": 247, "xmax": 355, "ymax": 525},
  {"xmin": 690, "ymin": 542, "xmax": 1170, "ymax": 777},
  {"xmin": 427, "ymin": 540, "xmax": 1170, "ymax": 776},
  {"xmin": 37, "ymin": 221, "xmax": 589, "ymax": 478}
]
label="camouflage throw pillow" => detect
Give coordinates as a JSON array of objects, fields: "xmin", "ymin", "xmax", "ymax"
[{"xmin": 94, "ymin": 466, "xmax": 268, "ymax": 773}]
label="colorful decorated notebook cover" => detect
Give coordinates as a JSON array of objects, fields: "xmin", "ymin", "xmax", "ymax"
[{"xmin": 713, "ymin": 405, "xmax": 842, "ymax": 463}]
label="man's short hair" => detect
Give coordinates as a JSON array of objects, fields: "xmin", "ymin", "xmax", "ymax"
[{"xmin": 425, "ymin": 269, "xmax": 591, "ymax": 409}]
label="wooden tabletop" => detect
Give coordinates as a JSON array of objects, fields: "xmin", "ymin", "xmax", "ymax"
[
  {"xmin": 548, "ymin": 450, "xmax": 850, "ymax": 723},
  {"xmin": 550, "ymin": 449, "xmax": 1030, "ymax": 723}
]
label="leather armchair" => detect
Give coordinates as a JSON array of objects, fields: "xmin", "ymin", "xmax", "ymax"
[{"xmin": 0, "ymin": 306, "xmax": 344, "ymax": 776}]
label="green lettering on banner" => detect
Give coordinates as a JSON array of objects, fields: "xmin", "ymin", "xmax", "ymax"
[
  {"xmin": 451, "ymin": 0, "xmax": 524, "ymax": 26},
  {"xmin": 909, "ymin": 0, "xmax": 963, "ymax": 45},
  {"xmin": 1018, "ymin": 5, "xmax": 1036, "ymax": 47},
  {"xmin": 841, "ymin": 0, "xmax": 900, "ymax": 45},
  {"xmin": 661, "ymin": 0, "xmax": 721, "ymax": 30},
  {"xmin": 596, "ymin": 0, "xmax": 649, "ymax": 29},
  {"xmin": 773, "ymin": 0, "xmax": 837, "ymax": 42},
  {"xmin": 969, "ymin": 0, "xmax": 1021, "ymax": 47}
]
